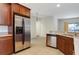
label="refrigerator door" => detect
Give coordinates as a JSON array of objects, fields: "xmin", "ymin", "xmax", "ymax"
[
  {"xmin": 23, "ymin": 17, "xmax": 31, "ymax": 49},
  {"xmin": 14, "ymin": 15, "xmax": 23, "ymax": 52}
]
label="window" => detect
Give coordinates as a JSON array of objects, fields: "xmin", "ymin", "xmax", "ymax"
[{"xmin": 68, "ymin": 23, "xmax": 79, "ymax": 32}]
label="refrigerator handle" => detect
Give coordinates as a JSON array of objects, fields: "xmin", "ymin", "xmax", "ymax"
[{"xmin": 22, "ymin": 19, "xmax": 25, "ymax": 45}]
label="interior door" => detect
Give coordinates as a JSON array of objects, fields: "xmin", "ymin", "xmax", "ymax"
[
  {"xmin": 14, "ymin": 15, "xmax": 23, "ymax": 52},
  {"xmin": 23, "ymin": 17, "xmax": 31, "ymax": 48}
]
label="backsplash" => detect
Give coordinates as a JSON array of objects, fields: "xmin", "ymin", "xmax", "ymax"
[{"xmin": 0, "ymin": 26, "xmax": 8, "ymax": 35}]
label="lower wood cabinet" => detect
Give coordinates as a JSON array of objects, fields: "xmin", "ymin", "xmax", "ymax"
[
  {"xmin": 0, "ymin": 36, "xmax": 13, "ymax": 55},
  {"xmin": 57, "ymin": 35, "xmax": 74, "ymax": 55},
  {"xmin": 65, "ymin": 37, "xmax": 74, "ymax": 55}
]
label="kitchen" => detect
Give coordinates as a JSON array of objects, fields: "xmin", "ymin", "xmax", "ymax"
[
  {"xmin": 0, "ymin": 3, "xmax": 79, "ymax": 55},
  {"xmin": 0, "ymin": 3, "xmax": 31, "ymax": 54}
]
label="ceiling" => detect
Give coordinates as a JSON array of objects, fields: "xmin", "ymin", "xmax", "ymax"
[{"xmin": 20, "ymin": 3, "xmax": 79, "ymax": 18}]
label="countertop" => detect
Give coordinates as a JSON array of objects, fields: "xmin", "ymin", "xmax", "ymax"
[
  {"xmin": 57, "ymin": 33, "xmax": 74, "ymax": 38},
  {"xmin": 0, "ymin": 34, "xmax": 12, "ymax": 37},
  {"xmin": 47, "ymin": 32, "xmax": 76, "ymax": 38}
]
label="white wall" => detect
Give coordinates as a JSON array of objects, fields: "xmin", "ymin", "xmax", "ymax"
[
  {"xmin": 35, "ymin": 16, "xmax": 58, "ymax": 37},
  {"xmin": 36, "ymin": 17, "xmax": 48, "ymax": 37},
  {"xmin": 30, "ymin": 16, "xmax": 37, "ymax": 39},
  {"xmin": 31, "ymin": 14, "xmax": 59, "ymax": 38},
  {"xmin": 52, "ymin": 16, "xmax": 58, "ymax": 31}
]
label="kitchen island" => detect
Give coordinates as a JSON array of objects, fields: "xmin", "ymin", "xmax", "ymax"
[{"xmin": 46, "ymin": 33, "xmax": 76, "ymax": 55}]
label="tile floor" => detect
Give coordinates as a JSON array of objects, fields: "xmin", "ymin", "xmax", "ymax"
[{"xmin": 15, "ymin": 37, "xmax": 64, "ymax": 55}]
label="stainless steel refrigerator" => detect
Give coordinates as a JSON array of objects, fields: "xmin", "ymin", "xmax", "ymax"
[{"xmin": 13, "ymin": 14, "xmax": 31, "ymax": 53}]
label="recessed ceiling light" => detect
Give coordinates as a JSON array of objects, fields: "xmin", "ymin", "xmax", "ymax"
[{"xmin": 56, "ymin": 4, "xmax": 60, "ymax": 7}]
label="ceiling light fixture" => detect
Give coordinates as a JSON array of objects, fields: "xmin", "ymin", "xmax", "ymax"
[{"xmin": 56, "ymin": 4, "xmax": 60, "ymax": 7}]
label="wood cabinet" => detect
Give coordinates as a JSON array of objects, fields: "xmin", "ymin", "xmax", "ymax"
[
  {"xmin": 57, "ymin": 35, "xmax": 65, "ymax": 53},
  {"xmin": 12, "ymin": 3, "xmax": 30, "ymax": 17},
  {"xmin": 57, "ymin": 35, "xmax": 74, "ymax": 55},
  {"xmin": 20, "ymin": 5, "xmax": 30, "ymax": 17},
  {"xmin": 0, "ymin": 3, "xmax": 30, "ymax": 25},
  {"xmin": 0, "ymin": 36, "xmax": 13, "ymax": 55},
  {"xmin": 11, "ymin": 4, "xmax": 20, "ymax": 13},
  {"xmin": 65, "ymin": 37, "xmax": 74, "ymax": 55},
  {"xmin": 0, "ymin": 4, "xmax": 11, "ymax": 25}
]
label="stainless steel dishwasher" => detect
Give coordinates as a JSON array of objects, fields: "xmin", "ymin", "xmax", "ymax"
[{"xmin": 47, "ymin": 34, "xmax": 57, "ymax": 48}]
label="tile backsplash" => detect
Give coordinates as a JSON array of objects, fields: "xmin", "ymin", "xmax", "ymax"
[{"xmin": 0, "ymin": 26, "xmax": 8, "ymax": 34}]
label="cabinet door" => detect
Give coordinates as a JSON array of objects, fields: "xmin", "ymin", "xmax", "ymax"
[
  {"xmin": 57, "ymin": 35, "xmax": 61, "ymax": 49},
  {"xmin": 25, "ymin": 8, "xmax": 30, "ymax": 17},
  {"xmin": 57, "ymin": 35, "xmax": 62, "ymax": 51},
  {"xmin": 20, "ymin": 6, "xmax": 30, "ymax": 17},
  {"xmin": 12, "ymin": 3, "xmax": 30, "ymax": 17},
  {"xmin": 20, "ymin": 6, "xmax": 26, "ymax": 16},
  {"xmin": 61, "ymin": 37, "xmax": 65, "ymax": 53},
  {"xmin": 57, "ymin": 35, "xmax": 62, "ymax": 50},
  {"xmin": 5, "ymin": 36, "xmax": 13, "ymax": 54},
  {"xmin": 0, "ymin": 4, "xmax": 11, "ymax": 25},
  {"xmin": 0, "ymin": 36, "xmax": 13, "ymax": 55},
  {"xmin": 12, "ymin": 4, "xmax": 20, "ymax": 13},
  {"xmin": 57, "ymin": 35, "xmax": 65, "ymax": 54},
  {"xmin": 65, "ymin": 38, "xmax": 74, "ymax": 55}
]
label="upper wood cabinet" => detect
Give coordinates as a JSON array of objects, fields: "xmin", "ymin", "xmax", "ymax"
[
  {"xmin": 0, "ymin": 3, "xmax": 30, "ymax": 25},
  {"xmin": 0, "ymin": 4, "xmax": 11, "ymax": 25},
  {"xmin": 12, "ymin": 3, "xmax": 30, "ymax": 17},
  {"xmin": 20, "ymin": 6, "xmax": 30, "ymax": 17},
  {"xmin": 11, "ymin": 4, "xmax": 20, "ymax": 13}
]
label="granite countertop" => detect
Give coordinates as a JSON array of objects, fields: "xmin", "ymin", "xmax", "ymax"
[
  {"xmin": 47, "ymin": 32, "xmax": 74, "ymax": 38},
  {"xmin": 47, "ymin": 32, "xmax": 79, "ymax": 39},
  {"xmin": 57, "ymin": 33, "xmax": 74, "ymax": 38}
]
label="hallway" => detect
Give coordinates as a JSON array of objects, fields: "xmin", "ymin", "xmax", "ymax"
[{"xmin": 15, "ymin": 37, "xmax": 64, "ymax": 55}]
